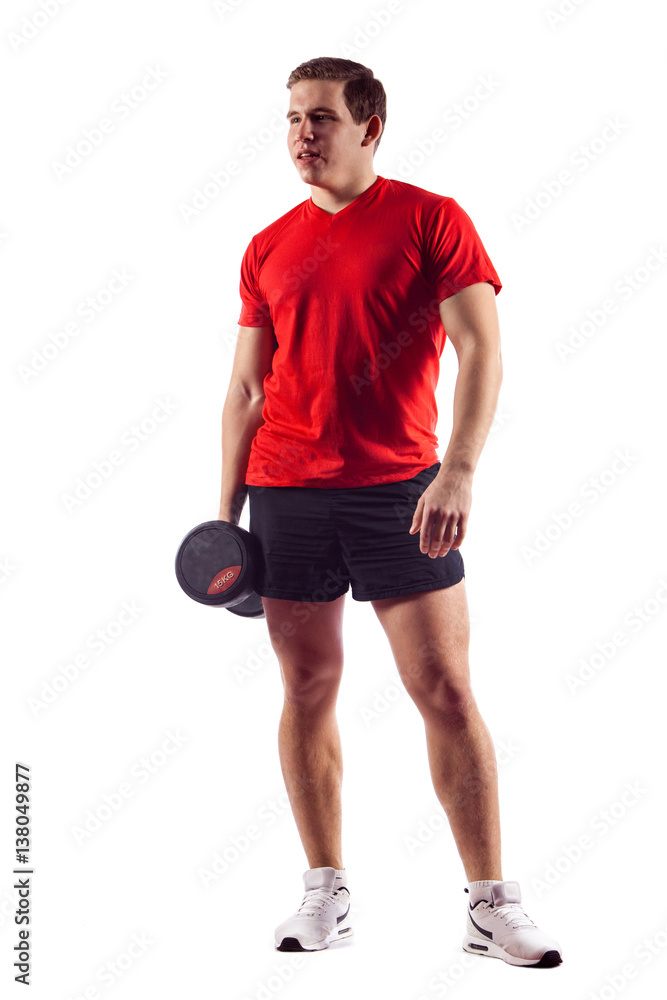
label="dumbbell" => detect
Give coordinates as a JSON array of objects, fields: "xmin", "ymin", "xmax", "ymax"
[{"xmin": 174, "ymin": 520, "xmax": 265, "ymax": 619}]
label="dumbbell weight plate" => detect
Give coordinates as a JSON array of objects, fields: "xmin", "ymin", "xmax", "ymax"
[{"xmin": 175, "ymin": 520, "xmax": 265, "ymax": 619}]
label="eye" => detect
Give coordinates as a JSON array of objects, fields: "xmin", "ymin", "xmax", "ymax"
[{"xmin": 290, "ymin": 115, "xmax": 330, "ymax": 123}]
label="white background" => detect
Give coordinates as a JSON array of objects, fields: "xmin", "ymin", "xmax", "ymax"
[{"xmin": 2, "ymin": 0, "xmax": 666, "ymax": 997}]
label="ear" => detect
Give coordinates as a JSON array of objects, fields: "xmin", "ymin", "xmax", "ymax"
[{"xmin": 363, "ymin": 114, "xmax": 382, "ymax": 144}]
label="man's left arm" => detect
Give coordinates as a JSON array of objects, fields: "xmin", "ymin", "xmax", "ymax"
[{"xmin": 409, "ymin": 281, "xmax": 503, "ymax": 558}]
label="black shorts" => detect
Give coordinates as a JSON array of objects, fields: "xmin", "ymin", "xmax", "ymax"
[{"xmin": 246, "ymin": 462, "xmax": 464, "ymax": 603}]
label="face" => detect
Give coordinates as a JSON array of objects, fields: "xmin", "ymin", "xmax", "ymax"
[{"xmin": 286, "ymin": 79, "xmax": 379, "ymax": 185}]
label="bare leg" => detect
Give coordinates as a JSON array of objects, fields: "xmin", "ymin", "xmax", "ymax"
[
  {"xmin": 263, "ymin": 594, "xmax": 347, "ymax": 871},
  {"xmin": 372, "ymin": 581, "xmax": 502, "ymax": 882}
]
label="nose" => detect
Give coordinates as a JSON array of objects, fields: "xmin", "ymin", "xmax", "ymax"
[{"xmin": 295, "ymin": 119, "xmax": 314, "ymax": 144}]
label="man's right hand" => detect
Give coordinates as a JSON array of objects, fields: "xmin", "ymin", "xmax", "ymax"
[
  {"xmin": 218, "ymin": 509, "xmax": 239, "ymax": 524},
  {"xmin": 218, "ymin": 486, "xmax": 248, "ymax": 524}
]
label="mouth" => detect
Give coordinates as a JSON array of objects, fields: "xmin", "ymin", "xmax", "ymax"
[{"xmin": 297, "ymin": 152, "xmax": 321, "ymax": 161}]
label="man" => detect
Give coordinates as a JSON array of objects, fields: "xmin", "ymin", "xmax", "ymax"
[{"xmin": 218, "ymin": 57, "xmax": 563, "ymax": 968}]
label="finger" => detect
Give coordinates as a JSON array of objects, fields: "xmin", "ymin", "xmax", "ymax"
[
  {"xmin": 431, "ymin": 515, "xmax": 455, "ymax": 557},
  {"xmin": 420, "ymin": 517, "xmax": 433, "ymax": 553},
  {"xmin": 439, "ymin": 522, "xmax": 457, "ymax": 554},
  {"xmin": 450, "ymin": 513, "xmax": 467, "ymax": 550},
  {"xmin": 424, "ymin": 515, "xmax": 448, "ymax": 556},
  {"xmin": 420, "ymin": 514, "xmax": 442, "ymax": 557},
  {"xmin": 409, "ymin": 499, "xmax": 423, "ymax": 534}
]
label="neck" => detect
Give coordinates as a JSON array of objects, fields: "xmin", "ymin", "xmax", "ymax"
[{"xmin": 310, "ymin": 172, "xmax": 378, "ymax": 215}]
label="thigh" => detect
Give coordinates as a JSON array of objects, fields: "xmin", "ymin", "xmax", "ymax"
[
  {"xmin": 332, "ymin": 463, "xmax": 465, "ymax": 602},
  {"xmin": 262, "ymin": 593, "xmax": 346, "ymax": 702},
  {"xmin": 371, "ymin": 579, "xmax": 472, "ymax": 708},
  {"xmin": 247, "ymin": 484, "xmax": 350, "ymax": 602}
]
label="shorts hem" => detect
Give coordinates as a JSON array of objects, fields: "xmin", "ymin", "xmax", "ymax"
[
  {"xmin": 352, "ymin": 574, "xmax": 464, "ymax": 602},
  {"xmin": 256, "ymin": 588, "xmax": 349, "ymax": 603}
]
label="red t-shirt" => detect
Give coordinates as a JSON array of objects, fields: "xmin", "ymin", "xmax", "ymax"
[{"xmin": 237, "ymin": 174, "xmax": 501, "ymax": 487}]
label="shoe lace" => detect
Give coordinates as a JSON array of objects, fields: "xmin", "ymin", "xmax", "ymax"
[
  {"xmin": 296, "ymin": 887, "xmax": 338, "ymax": 917},
  {"xmin": 485, "ymin": 900, "xmax": 537, "ymax": 930}
]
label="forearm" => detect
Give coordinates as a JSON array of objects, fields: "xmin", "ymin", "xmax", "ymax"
[
  {"xmin": 219, "ymin": 386, "xmax": 266, "ymax": 520},
  {"xmin": 439, "ymin": 345, "xmax": 503, "ymax": 476}
]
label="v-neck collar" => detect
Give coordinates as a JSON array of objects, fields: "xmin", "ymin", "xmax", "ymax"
[{"xmin": 305, "ymin": 175, "xmax": 385, "ymax": 221}]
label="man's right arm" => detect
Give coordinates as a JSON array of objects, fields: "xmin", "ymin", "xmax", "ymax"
[{"xmin": 218, "ymin": 325, "xmax": 276, "ymax": 523}]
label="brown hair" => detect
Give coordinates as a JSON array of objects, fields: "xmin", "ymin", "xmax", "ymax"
[{"xmin": 286, "ymin": 57, "xmax": 387, "ymax": 155}]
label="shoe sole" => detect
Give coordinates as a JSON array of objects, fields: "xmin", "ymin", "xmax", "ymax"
[
  {"xmin": 463, "ymin": 936, "xmax": 562, "ymax": 967},
  {"xmin": 276, "ymin": 925, "xmax": 353, "ymax": 952}
]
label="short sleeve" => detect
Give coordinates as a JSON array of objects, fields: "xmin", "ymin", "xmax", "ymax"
[
  {"xmin": 237, "ymin": 237, "xmax": 273, "ymax": 327},
  {"xmin": 422, "ymin": 198, "xmax": 502, "ymax": 302}
]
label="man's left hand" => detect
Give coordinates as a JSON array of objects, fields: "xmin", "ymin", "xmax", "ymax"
[{"xmin": 409, "ymin": 469, "xmax": 473, "ymax": 557}]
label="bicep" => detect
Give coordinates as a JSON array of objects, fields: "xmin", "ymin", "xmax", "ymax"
[
  {"xmin": 229, "ymin": 325, "xmax": 277, "ymax": 400},
  {"xmin": 438, "ymin": 281, "xmax": 501, "ymax": 360}
]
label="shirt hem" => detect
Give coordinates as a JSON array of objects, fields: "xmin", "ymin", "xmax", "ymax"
[{"xmin": 245, "ymin": 463, "xmax": 438, "ymax": 488}]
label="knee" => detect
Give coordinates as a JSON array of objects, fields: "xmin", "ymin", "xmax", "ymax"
[
  {"xmin": 280, "ymin": 657, "xmax": 344, "ymax": 709},
  {"xmin": 401, "ymin": 664, "xmax": 474, "ymax": 716}
]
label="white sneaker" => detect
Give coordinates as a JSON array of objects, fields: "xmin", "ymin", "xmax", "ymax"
[
  {"xmin": 462, "ymin": 880, "xmax": 563, "ymax": 967},
  {"xmin": 275, "ymin": 866, "xmax": 353, "ymax": 952}
]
